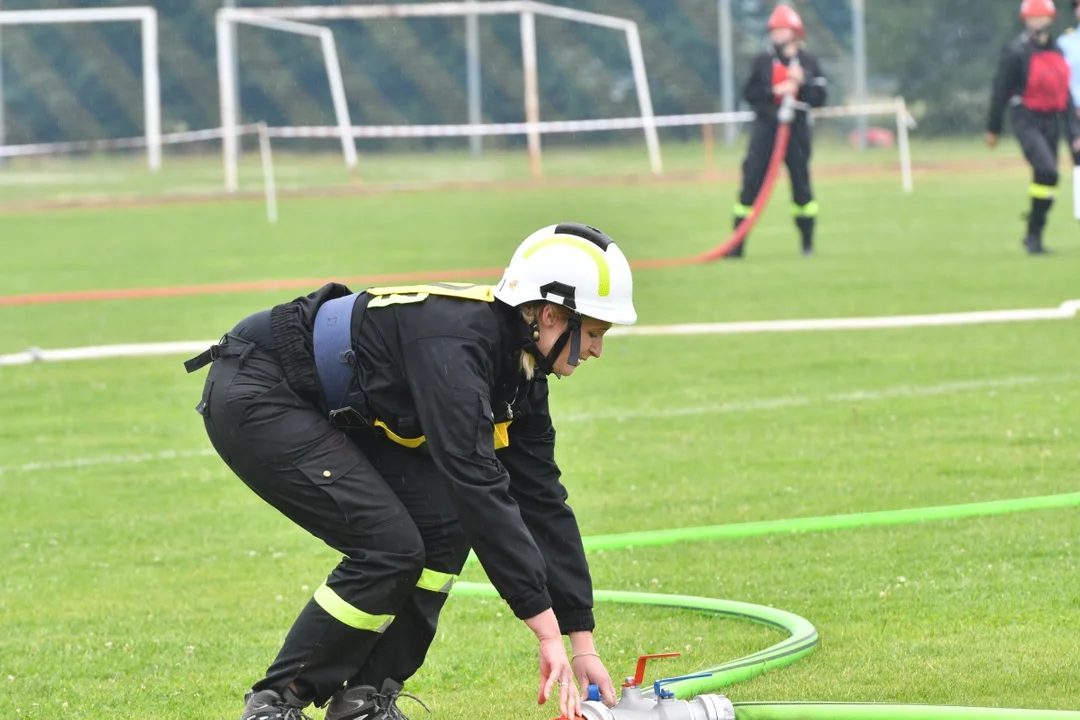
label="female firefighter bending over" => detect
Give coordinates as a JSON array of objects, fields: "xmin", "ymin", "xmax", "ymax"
[{"xmin": 184, "ymin": 223, "xmax": 637, "ymax": 720}]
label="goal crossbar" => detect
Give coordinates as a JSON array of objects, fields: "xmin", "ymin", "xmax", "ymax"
[
  {"xmin": 0, "ymin": 6, "xmax": 162, "ymax": 171},
  {"xmin": 233, "ymin": 1, "xmax": 634, "ymax": 31}
]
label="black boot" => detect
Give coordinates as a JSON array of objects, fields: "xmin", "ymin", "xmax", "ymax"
[
  {"xmin": 326, "ymin": 679, "xmax": 429, "ymax": 720},
  {"xmin": 1023, "ymin": 197, "xmax": 1054, "ymax": 255},
  {"xmin": 724, "ymin": 215, "xmax": 748, "ymax": 258},
  {"xmin": 1022, "ymin": 234, "xmax": 1053, "ymax": 255},
  {"xmin": 796, "ymin": 216, "xmax": 815, "ymax": 256},
  {"xmin": 241, "ymin": 688, "xmax": 313, "ymax": 720}
]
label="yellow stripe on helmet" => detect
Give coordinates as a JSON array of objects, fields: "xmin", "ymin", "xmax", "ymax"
[{"xmin": 522, "ymin": 236, "xmax": 611, "ymax": 297}]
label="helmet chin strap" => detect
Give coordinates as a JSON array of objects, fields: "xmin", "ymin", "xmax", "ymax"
[{"xmin": 523, "ymin": 313, "xmax": 583, "ymax": 376}]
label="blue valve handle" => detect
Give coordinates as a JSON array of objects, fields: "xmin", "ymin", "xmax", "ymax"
[
  {"xmin": 653, "ymin": 672, "xmax": 714, "ymax": 699},
  {"xmin": 587, "ymin": 684, "xmax": 600, "ymax": 702}
]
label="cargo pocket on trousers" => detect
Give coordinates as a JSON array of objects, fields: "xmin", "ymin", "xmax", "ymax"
[
  {"xmin": 292, "ymin": 431, "xmax": 400, "ymax": 533},
  {"xmin": 295, "ymin": 432, "xmax": 362, "ymax": 488}
]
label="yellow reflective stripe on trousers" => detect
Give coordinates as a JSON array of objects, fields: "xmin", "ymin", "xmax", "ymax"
[
  {"xmin": 416, "ymin": 568, "xmax": 458, "ymax": 593},
  {"xmin": 1030, "ymin": 183, "xmax": 1056, "ymax": 199},
  {"xmin": 733, "ymin": 203, "xmax": 754, "ymax": 218},
  {"xmin": 793, "ymin": 201, "xmax": 820, "ymax": 217},
  {"xmin": 313, "ymin": 583, "xmax": 394, "ymax": 632}
]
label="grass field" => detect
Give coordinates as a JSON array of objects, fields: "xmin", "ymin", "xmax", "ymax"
[{"xmin": 1, "ymin": 143, "xmax": 1079, "ymax": 720}]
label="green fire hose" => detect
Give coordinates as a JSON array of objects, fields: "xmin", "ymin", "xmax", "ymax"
[{"xmin": 451, "ymin": 491, "xmax": 1080, "ymax": 717}]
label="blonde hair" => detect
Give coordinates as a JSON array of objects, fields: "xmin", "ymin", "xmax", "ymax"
[{"xmin": 519, "ymin": 301, "xmax": 571, "ymax": 379}]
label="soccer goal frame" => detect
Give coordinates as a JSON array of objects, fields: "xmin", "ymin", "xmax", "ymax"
[
  {"xmin": 0, "ymin": 6, "xmax": 162, "ymax": 172},
  {"xmin": 216, "ymin": 11, "xmax": 357, "ymax": 194},
  {"xmin": 216, "ymin": 1, "xmax": 661, "ymax": 192}
]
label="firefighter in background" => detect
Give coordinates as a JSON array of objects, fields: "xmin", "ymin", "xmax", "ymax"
[
  {"xmin": 987, "ymin": 0, "xmax": 1080, "ymax": 255},
  {"xmin": 727, "ymin": 3, "xmax": 828, "ymax": 259},
  {"xmin": 1057, "ymin": 0, "xmax": 1080, "ymax": 221}
]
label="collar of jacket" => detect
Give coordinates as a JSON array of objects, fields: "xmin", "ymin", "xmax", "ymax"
[{"xmin": 492, "ymin": 299, "xmax": 541, "ymax": 415}]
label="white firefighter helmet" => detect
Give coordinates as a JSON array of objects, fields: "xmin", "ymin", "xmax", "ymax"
[{"xmin": 493, "ymin": 222, "xmax": 637, "ymax": 326}]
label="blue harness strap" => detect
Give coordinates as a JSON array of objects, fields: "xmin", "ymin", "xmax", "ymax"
[{"xmin": 312, "ymin": 292, "xmax": 361, "ymax": 411}]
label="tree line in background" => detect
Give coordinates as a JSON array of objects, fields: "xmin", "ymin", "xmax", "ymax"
[
  {"xmin": 866, "ymin": 0, "xmax": 1071, "ymax": 135},
  {"xmin": 0, "ymin": 0, "xmax": 1069, "ymax": 144}
]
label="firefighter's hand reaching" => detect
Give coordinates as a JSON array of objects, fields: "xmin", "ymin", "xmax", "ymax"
[
  {"xmin": 787, "ymin": 63, "xmax": 805, "ymax": 86},
  {"xmin": 537, "ymin": 636, "xmax": 580, "ymax": 719},
  {"xmin": 985, "ymin": 132, "xmax": 998, "ymax": 149},
  {"xmin": 773, "ymin": 79, "xmax": 799, "ymax": 98},
  {"xmin": 571, "ymin": 652, "xmax": 617, "ymax": 708}
]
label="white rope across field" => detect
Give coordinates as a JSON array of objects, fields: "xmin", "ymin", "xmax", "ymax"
[
  {"xmin": 1, "ymin": 300, "xmax": 1076, "ymax": 367},
  {"xmin": 0, "ymin": 124, "xmax": 263, "ymax": 159},
  {"xmin": 266, "ymin": 103, "xmax": 909, "ymax": 139},
  {"xmin": 0, "ymin": 104, "xmax": 910, "ymax": 153},
  {"xmin": 0, "ymin": 100, "xmax": 917, "ymax": 197}
]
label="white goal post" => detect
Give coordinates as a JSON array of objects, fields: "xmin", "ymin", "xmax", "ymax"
[
  {"xmin": 0, "ymin": 6, "xmax": 162, "ymax": 172},
  {"xmin": 216, "ymin": 11, "xmax": 357, "ymax": 194},
  {"xmin": 216, "ymin": 1, "xmax": 661, "ymax": 192}
]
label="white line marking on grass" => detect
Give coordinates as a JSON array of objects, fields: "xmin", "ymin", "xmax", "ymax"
[
  {"xmin": 2, "ymin": 300, "xmax": 1077, "ymax": 366},
  {"xmin": 0, "ymin": 448, "xmax": 217, "ymax": 476},
  {"xmin": 0, "ymin": 172, "xmax": 125, "ymax": 186},
  {"xmin": 3, "ymin": 376, "xmax": 1065, "ymax": 475},
  {"xmin": 607, "ymin": 300, "xmax": 1080, "ymax": 337},
  {"xmin": 559, "ymin": 376, "xmax": 1054, "ymax": 423},
  {"xmin": 0, "ymin": 341, "xmax": 215, "ymax": 366}
]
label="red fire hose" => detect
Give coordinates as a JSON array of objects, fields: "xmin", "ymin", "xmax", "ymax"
[
  {"xmin": 0, "ymin": 97, "xmax": 801, "ymax": 308},
  {"xmin": 634, "ymin": 94, "xmax": 799, "ymax": 270}
]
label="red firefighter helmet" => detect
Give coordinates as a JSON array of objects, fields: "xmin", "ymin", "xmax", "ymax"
[
  {"xmin": 1020, "ymin": 0, "xmax": 1057, "ymax": 20},
  {"xmin": 768, "ymin": 4, "xmax": 806, "ymax": 39}
]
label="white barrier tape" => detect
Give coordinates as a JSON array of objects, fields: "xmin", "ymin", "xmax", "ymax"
[
  {"xmin": 0, "ymin": 124, "xmax": 262, "ymax": 159},
  {"xmin": 559, "ymin": 375, "xmax": 1060, "ymax": 424},
  {"xmin": 0, "ymin": 341, "xmax": 217, "ymax": 366},
  {"xmin": 0, "ymin": 103, "xmax": 910, "ymax": 157},
  {"xmin": 268, "ymin": 103, "xmax": 908, "ymax": 140},
  {"xmin": 0, "ymin": 448, "xmax": 218, "ymax": 476},
  {"xmin": 2, "ymin": 300, "xmax": 1076, "ymax": 367}
]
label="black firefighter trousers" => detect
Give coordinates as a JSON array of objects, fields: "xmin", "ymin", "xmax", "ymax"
[
  {"xmin": 730, "ymin": 117, "xmax": 817, "ymax": 256},
  {"xmin": 195, "ymin": 335, "xmax": 470, "ymax": 707},
  {"xmin": 1011, "ymin": 106, "xmax": 1062, "ymax": 241}
]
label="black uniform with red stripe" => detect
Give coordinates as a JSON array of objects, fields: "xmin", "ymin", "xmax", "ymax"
[
  {"xmin": 186, "ymin": 282, "xmax": 593, "ymax": 707},
  {"xmin": 988, "ymin": 31, "xmax": 1080, "ymax": 250},
  {"xmin": 729, "ymin": 47, "xmax": 828, "ymax": 257}
]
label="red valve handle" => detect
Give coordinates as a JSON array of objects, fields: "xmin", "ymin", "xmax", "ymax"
[{"xmin": 623, "ymin": 652, "xmax": 681, "ymax": 688}]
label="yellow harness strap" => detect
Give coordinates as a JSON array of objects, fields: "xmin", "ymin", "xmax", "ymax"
[{"xmin": 365, "ymin": 282, "xmax": 510, "ymax": 450}]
